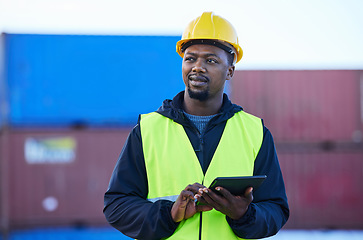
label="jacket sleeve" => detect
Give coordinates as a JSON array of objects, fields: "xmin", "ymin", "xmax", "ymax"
[
  {"xmin": 226, "ymin": 126, "xmax": 290, "ymax": 239},
  {"xmin": 103, "ymin": 122, "xmax": 179, "ymax": 240}
]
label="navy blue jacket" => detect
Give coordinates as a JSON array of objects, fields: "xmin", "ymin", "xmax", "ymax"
[{"xmin": 104, "ymin": 91, "xmax": 289, "ymax": 239}]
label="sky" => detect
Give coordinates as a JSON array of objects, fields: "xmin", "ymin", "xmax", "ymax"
[{"xmin": 0, "ymin": 0, "xmax": 362, "ymax": 70}]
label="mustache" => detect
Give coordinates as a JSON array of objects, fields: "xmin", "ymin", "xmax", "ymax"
[{"xmin": 188, "ymin": 74, "xmax": 209, "ymax": 82}]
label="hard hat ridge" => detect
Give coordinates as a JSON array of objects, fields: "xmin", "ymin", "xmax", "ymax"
[{"xmin": 190, "ymin": 12, "xmax": 215, "ymax": 39}]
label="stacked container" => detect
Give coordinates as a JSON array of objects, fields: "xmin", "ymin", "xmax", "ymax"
[
  {"xmin": 231, "ymin": 70, "xmax": 363, "ymax": 229},
  {"xmin": 0, "ymin": 34, "xmax": 183, "ymax": 234}
]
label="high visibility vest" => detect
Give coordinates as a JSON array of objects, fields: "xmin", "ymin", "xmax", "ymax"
[{"xmin": 140, "ymin": 110, "xmax": 263, "ymax": 240}]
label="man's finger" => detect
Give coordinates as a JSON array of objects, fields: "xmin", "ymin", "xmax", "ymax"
[
  {"xmin": 244, "ymin": 187, "xmax": 254, "ymax": 202},
  {"xmin": 198, "ymin": 188, "xmax": 224, "ymax": 209},
  {"xmin": 185, "ymin": 183, "xmax": 206, "ymax": 194},
  {"xmin": 200, "ymin": 188, "xmax": 214, "ymax": 201},
  {"xmin": 214, "ymin": 186, "xmax": 234, "ymax": 200},
  {"xmin": 179, "ymin": 190, "xmax": 196, "ymax": 204}
]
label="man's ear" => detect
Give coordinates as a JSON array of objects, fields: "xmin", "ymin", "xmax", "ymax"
[{"xmin": 226, "ymin": 65, "xmax": 235, "ymax": 80}]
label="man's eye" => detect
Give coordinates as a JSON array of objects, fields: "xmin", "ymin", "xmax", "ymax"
[
  {"xmin": 185, "ymin": 57, "xmax": 195, "ymax": 62},
  {"xmin": 207, "ymin": 59, "xmax": 217, "ymax": 64}
]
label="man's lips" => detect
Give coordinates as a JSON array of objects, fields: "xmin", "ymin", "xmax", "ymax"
[{"xmin": 188, "ymin": 74, "xmax": 208, "ymax": 87}]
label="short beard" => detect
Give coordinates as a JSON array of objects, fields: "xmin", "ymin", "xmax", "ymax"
[{"xmin": 187, "ymin": 85, "xmax": 209, "ymax": 102}]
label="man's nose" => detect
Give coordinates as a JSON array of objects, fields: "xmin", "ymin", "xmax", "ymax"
[{"xmin": 192, "ymin": 59, "xmax": 206, "ymax": 72}]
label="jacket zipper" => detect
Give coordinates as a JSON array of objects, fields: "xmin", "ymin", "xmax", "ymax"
[
  {"xmin": 199, "ymin": 134, "xmax": 204, "ymax": 171},
  {"xmin": 199, "ymin": 132, "xmax": 204, "ymax": 240},
  {"xmin": 188, "ymin": 113, "xmax": 216, "ymax": 240}
]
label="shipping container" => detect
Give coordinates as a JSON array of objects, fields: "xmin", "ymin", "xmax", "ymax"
[
  {"xmin": 231, "ymin": 70, "xmax": 363, "ymax": 142},
  {"xmin": 3, "ymin": 129, "xmax": 363, "ymax": 231},
  {"xmin": 0, "ymin": 33, "xmax": 6, "ymax": 129},
  {"xmin": 279, "ymin": 151, "xmax": 363, "ymax": 229},
  {"xmin": 0, "ymin": 128, "xmax": 9, "ymax": 236},
  {"xmin": 1, "ymin": 127, "xmax": 132, "ymax": 229},
  {"xmin": 9, "ymin": 227, "xmax": 131, "ymax": 240},
  {"xmin": 4, "ymin": 34, "xmax": 184, "ymax": 127},
  {"xmin": 230, "ymin": 70, "xmax": 363, "ymax": 229}
]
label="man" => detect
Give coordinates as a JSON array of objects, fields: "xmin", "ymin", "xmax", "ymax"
[{"xmin": 104, "ymin": 12, "xmax": 289, "ymax": 240}]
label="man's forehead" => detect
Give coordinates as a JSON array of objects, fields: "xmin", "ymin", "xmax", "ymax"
[{"xmin": 184, "ymin": 44, "xmax": 226, "ymax": 57}]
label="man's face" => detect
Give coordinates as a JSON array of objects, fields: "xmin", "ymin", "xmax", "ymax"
[{"xmin": 182, "ymin": 44, "xmax": 234, "ymax": 102}]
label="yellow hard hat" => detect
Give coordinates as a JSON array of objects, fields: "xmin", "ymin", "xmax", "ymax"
[{"xmin": 176, "ymin": 12, "xmax": 243, "ymax": 64}]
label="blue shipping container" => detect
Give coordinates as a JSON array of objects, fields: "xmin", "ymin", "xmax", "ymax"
[
  {"xmin": 5, "ymin": 34, "xmax": 184, "ymax": 126},
  {"xmin": 0, "ymin": 33, "xmax": 6, "ymax": 128},
  {"xmin": 9, "ymin": 227, "xmax": 131, "ymax": 240}
]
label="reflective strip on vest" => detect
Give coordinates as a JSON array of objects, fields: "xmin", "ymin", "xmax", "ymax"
[
  {"xmin": 148, "ymin": 195, "xmax": 179, "ymax": 203},
  {"xmin": 140, "ymin": 111, "xmax": 263, "ymax": 240}
]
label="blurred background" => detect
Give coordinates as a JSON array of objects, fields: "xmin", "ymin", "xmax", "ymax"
[{"xmin": 0, "ymin": 0, "xmax": 363, "ymax": 239}]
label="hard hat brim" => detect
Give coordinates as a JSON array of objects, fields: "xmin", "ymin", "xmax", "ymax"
[{"xmin": 176, "ymin": 38, "xmax": 243, "ymax": 64}]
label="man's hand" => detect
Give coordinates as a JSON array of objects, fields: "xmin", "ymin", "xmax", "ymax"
[
  {"xmin": 171, "ymin": 183, "xmax": 213, "ymax": 222},
  {"xmin": 196, "ymin": 186, "xmax": 253, "ymax": 220}
]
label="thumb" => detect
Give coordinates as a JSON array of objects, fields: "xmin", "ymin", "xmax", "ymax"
[{"xmin": 244, "ymin": 187, "xmax": 254, "ymax": 202}]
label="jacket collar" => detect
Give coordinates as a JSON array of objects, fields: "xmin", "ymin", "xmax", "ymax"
[{"xmin": 156, "ymin": 91, "xmax": 243, "ymax": 126}]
